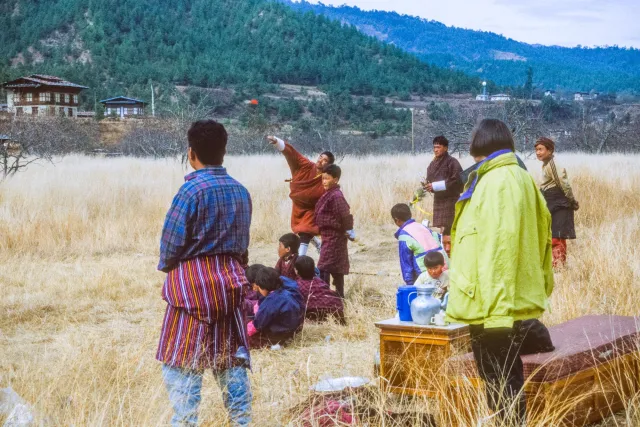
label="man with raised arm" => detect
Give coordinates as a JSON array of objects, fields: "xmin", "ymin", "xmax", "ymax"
[{"xmin": 267, "ymin": 136, "xmax": 334, "ymax": 256}]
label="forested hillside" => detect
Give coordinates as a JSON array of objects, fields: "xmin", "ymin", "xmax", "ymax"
[
  {"xmin": 0, "ymin": 0, "xmax": 481, "ymax": 100},
  {"xmin": 283, "ymin": 1, "xmax": 640, "ymax": 94}
]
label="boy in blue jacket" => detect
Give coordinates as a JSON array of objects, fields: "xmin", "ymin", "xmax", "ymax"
[
  {"xmin": 246, "ymin": 265, "xmax": 303, "ymax": 348},
  {"xmin": 391, "ymin": 203, "xmax": 447, "ymax": 285}
]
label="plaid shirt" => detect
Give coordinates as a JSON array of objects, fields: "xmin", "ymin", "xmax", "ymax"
[
  {"xmin": 158, "ymin": 167, "xmax": 252, "ymax": 273},
  {"xmin": 315, "ymin": 186, "xmax": 354, "ymax": 274}
]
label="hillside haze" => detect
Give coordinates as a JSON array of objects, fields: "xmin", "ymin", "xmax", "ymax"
[
  {"xmin": 0, "ymin": 0, "xmax": 481, "ymax": 100},
  {"xmin": 283, "ymin": 1, "xmax": 640, "ymax": 94}
]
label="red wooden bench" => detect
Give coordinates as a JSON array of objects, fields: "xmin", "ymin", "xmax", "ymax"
[{"xmin": 441, "ymin": 315, "xmax": 640, "ymax": 426}]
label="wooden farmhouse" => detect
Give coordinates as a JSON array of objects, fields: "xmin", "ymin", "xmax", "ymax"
[
  {"xmin": 1, "ymin": 74, "xmax": 88, "ymax": 118},
  {"xmin": 100, "ymin": 96, "xmax": 146, "ymax": 119}
]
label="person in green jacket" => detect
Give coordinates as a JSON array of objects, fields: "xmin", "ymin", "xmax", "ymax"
[{"xmin": 446, "ymin": 119, "xmax": 554, "ymax": 424}]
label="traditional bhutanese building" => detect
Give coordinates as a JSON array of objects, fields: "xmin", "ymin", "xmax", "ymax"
[
  {"xmin": 100, "ymin": 96, "xmax": 146, "ymax": 119},
  {"xmin": 1, "ymin": 74, "xmax": 88, "ymax": 118}
]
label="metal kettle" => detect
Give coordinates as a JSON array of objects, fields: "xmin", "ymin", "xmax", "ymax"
[{"xmin": 410, "ymin": 283, "xmax": 445, "ymax": 325}]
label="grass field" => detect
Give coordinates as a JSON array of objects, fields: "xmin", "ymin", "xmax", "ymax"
[{"xmin": 1, "ymin": 152, "xmax": 639, "ymax": 426}]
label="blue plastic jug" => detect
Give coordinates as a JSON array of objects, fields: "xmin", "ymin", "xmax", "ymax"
[{"xmin": 396, "ymin": 285, "xmax": 418, "ymax": 321}]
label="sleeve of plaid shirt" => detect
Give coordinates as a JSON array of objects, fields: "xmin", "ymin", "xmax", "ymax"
[
  {"xmin": 336, "ymin": 194, "xmax": 354, "ymax": 231},
  {"xmin": 158, "ymin": 188, "xmax": 197, "ymax": 273}
]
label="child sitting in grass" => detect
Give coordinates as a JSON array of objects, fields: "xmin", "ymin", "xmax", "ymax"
[
  {"xmin": 246, "ymin": 265, "xmax": 304, "ymax": 348},
  {"xmin": 414, "ymin": 251, "xmax": 449, "ymax": 301},
  {"xmin": 275, "ymin": 233, "xmax": 300, "ymax": 280},
  {"xmin": 294, "ymin": 255, "xmax": 345, "ymax": 323}
]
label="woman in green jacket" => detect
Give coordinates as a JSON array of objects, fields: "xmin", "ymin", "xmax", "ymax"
[{"xmin": 446, "ymin": 119, "xmax": 554, "ymax": 424}]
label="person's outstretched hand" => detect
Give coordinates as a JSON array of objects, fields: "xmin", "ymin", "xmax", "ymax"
[{"xmin": 267, "ymin": 136, "xmax": 285, "ymax": 151}]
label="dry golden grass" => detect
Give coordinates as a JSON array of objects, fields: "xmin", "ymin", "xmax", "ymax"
[{"xmin": 1, "ymin": 152, "xmax": 639, "ymax": 426}]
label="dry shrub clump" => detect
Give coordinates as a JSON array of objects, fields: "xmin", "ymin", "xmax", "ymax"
[{"xmin": 1, "ymin": 152, "xmax": 639, "ymax": 426}]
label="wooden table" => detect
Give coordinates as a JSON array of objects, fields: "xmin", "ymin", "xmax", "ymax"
[{"xmin": 375, "ymin": 318, "xmax": 470, "ymax": 397}]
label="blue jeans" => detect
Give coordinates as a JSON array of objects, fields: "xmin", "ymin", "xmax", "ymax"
[{"xmin": 162, "ymin": 364, "xmax": 252, "ymax": 426}]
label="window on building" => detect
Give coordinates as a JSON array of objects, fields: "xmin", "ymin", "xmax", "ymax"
[
  {"xmin": 39, "ymin": 93, "xmax": 49, "ymax": 102},
  {"xmin": 55, "ymin": 93, "xmax": 61, "ymax": 103},
  {"xmin": 32, "ymin": 107, "xmax": 38, "ymax": 115},
  {"xmin": 65, "ymin": 94, "xmax": 70, "ymax": 103},
  {"xmin": 26, "ymin": 93, "xmax": 33, "ymax": 102},
  {"xmin": 68, "ymin": 108, "xmax": 74, "ymax": 117},
  {"xmin": 73, "ymin": 95, "xmax": 78, "ymax": 104}
]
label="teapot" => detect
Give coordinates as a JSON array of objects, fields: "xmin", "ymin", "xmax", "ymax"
[{"xmin": 410, "ymin": 282, "xmax": 446, "ymax": 325}]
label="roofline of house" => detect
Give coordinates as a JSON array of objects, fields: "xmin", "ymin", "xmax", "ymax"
[{"xmin": 99, "ymin": 96, "xmax": 146, "ymax": 104}]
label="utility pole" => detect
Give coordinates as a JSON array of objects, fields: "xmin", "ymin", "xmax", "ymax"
[
  {"xmin": 151, "ymin": 83, "xmax": 155, "ymax": 117},
  {"xmin": 410, "ymin": 107, "xmax": 415, "ymax": 155}
]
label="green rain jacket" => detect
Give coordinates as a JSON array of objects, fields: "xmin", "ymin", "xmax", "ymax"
[{"xmin": 445, "ymin": 151, "xmax": 554, "ymax": 329}]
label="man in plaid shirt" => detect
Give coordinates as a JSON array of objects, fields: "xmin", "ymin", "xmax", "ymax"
[{"xmin": 157, "ymin": 120, "xmax": 252, "ymax": 426}]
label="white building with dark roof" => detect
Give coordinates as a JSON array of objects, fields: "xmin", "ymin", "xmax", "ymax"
[
  {"xmin": 100, "ymin": 96, "xmax": 146, "ymax": 119},
  {"xmin": 1, "ymin": 74, "xmax": 88, "ymax": 117}
]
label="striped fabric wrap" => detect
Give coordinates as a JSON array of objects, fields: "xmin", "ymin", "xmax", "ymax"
[{"xmin": 156, "ymin": 255, "xmax": 250, "ymax": 371}]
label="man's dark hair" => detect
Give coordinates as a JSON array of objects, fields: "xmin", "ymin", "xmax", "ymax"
[
  {"xmin": 433, "ymin": 135, "xmax": 449, "ymax": 147},
  {"xmin": 391, "ymin": 203, "xmax": 412, "ymax": 222},
  {"xmin": 245, "ymin": 264, "xmax": 266, "ymax": 284},
  {"xmin": 321, "ymin": 151, "xmax": 335, "ymax": 164},
  {"xmin": 424, "ymin": 251, "xmax": 445, "ymax": 268},
  {"xmin": 469, "ymin": 119, "xmax": 515, "ymax": 158},
  {"xmin": 254, "ymin": 267, "xmax": 283, "ymax": 292},
  {"xmin": 323, "ymin": 164, "xmax": 341, "ymax": 180},
  {"xmin": 279, "ymin": 233, "xmax": 300, "ymax": 254},
  {"xmin": 187, "ymin": 120, "xmax": 228, "ymax": 166},
  {"xmin": 294, "ymin": 255, "xmax": 316, "ymax": 280}
]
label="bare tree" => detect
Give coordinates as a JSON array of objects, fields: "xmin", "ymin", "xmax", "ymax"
[
  {"xmin": 497, "ymin": 100, "xmax": 549, "ymax": 157},
  {"xmin": 0, "ymin": 116, "xmax": 99, "ymax": 178},
  {"xmin": 119, "ymin": 119, "xmax": 184, "ymax": 158}
]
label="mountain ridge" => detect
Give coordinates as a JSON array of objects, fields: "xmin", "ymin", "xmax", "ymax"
[
  {"xmin": 282, "ymin": 1, "xmax": 640, "ymax": 93},
  {"xmin": 0, "ymin": 0, "xmax": 483, "ymax": 104}
]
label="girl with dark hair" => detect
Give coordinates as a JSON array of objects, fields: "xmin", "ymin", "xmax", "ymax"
[
  {"xmin": 535, "ymin": 137, "xmax": 578, "ymax": 267},
  {"xmin": 275, "ymin": 233, "xmax": 300, "ymax": 280},
  {"xmin": 446, "ymin": 119, "xmax": 554, "ymax": 424}
]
